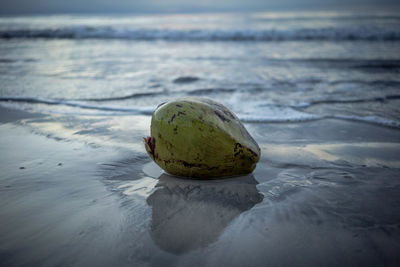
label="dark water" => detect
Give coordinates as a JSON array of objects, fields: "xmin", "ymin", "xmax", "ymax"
[{"xmin": 0, "ymin": 11, "xmax": 400, "ymax": 267}]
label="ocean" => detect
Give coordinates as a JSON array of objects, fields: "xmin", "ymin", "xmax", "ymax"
[
  {"xmin": 0, "ymin": 11, "xmax": 400, "ymax": 126},
  {"xmin": 1, "ymin": 11, "xmax": 400, "ymax": 267}
]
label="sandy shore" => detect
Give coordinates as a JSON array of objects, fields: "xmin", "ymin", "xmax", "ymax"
[{"xmin": 1, "ymin": 106, "xmax": 400, "ymax": 266}]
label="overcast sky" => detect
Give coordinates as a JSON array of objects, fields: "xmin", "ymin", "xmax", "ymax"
[{"xmin": 1, "ymin": 0, "xmax": 399, "ymax": 14}]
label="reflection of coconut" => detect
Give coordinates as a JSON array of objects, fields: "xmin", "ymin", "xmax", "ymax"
[{"xmin": 146, "ymin": 174, "xmax": 263, "ymax": 254}]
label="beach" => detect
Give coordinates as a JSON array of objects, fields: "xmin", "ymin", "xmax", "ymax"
[
  {"xmin": 1, "ymin": 11, "xmax": 400, "ymax": 266},
  {"xmin": 1, "ymin": 104, "xmax": 400, "ymax": 266}
]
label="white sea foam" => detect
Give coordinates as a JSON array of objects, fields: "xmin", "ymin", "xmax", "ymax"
[
  {"xmin": 1, "ymin": 96, "xmax": 400, "ymax": 129},
  {"xmin": 328, "ymin": 114, "xmax": 400, "ymax": 128},
  {"xmin": 0, "ymin": 97, "xmax": 155, "ymax": 115}
]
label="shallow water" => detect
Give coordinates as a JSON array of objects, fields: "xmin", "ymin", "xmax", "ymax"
[{"xmin": 0, "ymin": 10, "xmax": 400, "ymax": 267}]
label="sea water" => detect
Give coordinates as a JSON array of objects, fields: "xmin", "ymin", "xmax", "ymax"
[
  {"xmin": 1, "ymin": 11, "xmax": 400, "ymax": 267},
  {"xmin": 0, "ymin": 11, "xmax": 400, "ymax": 127}
]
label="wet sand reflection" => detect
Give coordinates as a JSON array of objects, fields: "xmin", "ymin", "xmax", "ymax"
[{"xmin": 147, "ymin": 174, "xmax": 263, "ymax": 254}]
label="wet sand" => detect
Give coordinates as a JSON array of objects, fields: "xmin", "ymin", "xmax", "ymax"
[{"xmin": 1, "ymin": 106, "xmax": 400, "ymax": 266}]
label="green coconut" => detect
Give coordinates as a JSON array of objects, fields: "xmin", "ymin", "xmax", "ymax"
[{"xmin": 144, "ymin": 97, "xmax": 260, "ymax": 178}]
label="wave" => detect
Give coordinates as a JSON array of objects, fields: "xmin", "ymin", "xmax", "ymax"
[
  {"xmin": 328, "ymin": 80, "xmax": 400, "ymax": 86},
  {"xmin": 0, "ymin": 96, "xmax": 154, "ymax": 114},
  {"xmin": 253, "ymin": 14, "xmax": 400, "ymax": 22},
  {"xmin": 287, "ymin": 59, "xmax": 400, "ymax": 71},
  {"xmin": 291, "ymin": 94, "xmax": 400, "ymax": 108},
  {"xmin": 1, "ymin": 96, "xmax": 399, "ymax": 129},
  {"xmin": 1, "ymin": 27, "xmax": 400, "ymax": 41},
  {"xmin": 328, "ymin": 114, "xmax": 400, "ymax": 128},
  {"xmin": 79, "ymin": 91, "xmax": 164, "ymax": 102},
  {"xmin": 240, "ymin": 112, "xmax": 400, "ymax": 129},
  {"xmin": 187, "ymin": 88, "xmax": 236, "ymax": 95}
]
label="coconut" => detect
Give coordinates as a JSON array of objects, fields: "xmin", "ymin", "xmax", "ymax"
[{"xmin": 144, "ymin": 97, "xmax": 260, "ymax": 178}]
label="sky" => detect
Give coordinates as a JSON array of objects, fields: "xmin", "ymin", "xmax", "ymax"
[{"xmin": 0, "ymin": 0, "xmax": 399, "ymax": 14}]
